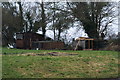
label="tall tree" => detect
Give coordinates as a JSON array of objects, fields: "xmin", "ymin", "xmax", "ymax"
[
  {"xmin": 34, "ymin": 2, "xmax": 52, "ymax": 38},
  {"xmin": 18, "ymin": 2, "xmax": 36, "ymax": 32},
  {"xmin": 55, "ymin": 12, "xmax": 72, "ymax": 40},
  {"xmin": 17, "ymin": 2, "xmax": 24, "ymax": 32},
  {"xmin": 40, "ymin": 2, "xmax": 46, "ymax": 38},
  {"xmin": 67, "ymin": 2, "xmax": 116, "ymax": 39},
  {"xmin": 2, "ymin": 2, "xmax": 21, "ymax": 46},
  {"xmin": 49, "ymin": 2, "xmax": 74, "ymax": 41},
  {"xmin": 53, "ymin": 2, "xmax": 56, "ymax": 40}
]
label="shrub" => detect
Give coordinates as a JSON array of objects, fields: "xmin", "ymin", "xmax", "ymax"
[{"xmin": 104, "ymin": 38, "xmax": 120, "ymax": 51}]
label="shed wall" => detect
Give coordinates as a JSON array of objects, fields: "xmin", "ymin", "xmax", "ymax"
[
  {"xmin": 16, "ymin": 39, "xmax": 24, "ymax": 48},
  {"xmin": 42, "ymin": 42, "xmax": 64, "ymax": 49}
]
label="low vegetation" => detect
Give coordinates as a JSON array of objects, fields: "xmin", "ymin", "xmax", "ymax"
[
  {"xmin": 104, "ymin": 38, "xmax": 120, "ymax": 51},
  {"xmin": 2, "ymin": 48, "xmax": 120, "ymax": 78}
]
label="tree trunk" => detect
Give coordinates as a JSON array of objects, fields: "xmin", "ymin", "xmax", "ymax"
[
  {"xmin": 53, "ymin": 2, "xmax": 56, "ymax": 40},
  {"xmin": 18, "ymin": 2, "xmax": 24, "ymax": 32},
  {"xmin": 41, "ymin": 2, "xmax": 46, "ymax": 38},
  {"xmin": 58, "ymin": 28, "xmax": 61, "ymax": 41},
  {"xmin": 83, "ymin": 22, "xmax": 99, "ymax": 39}
]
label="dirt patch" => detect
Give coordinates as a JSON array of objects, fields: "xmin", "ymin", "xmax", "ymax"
[
  {"xmin": 47, "ymin": 52, "xmax": 78, "ymax": 56},
  {"xmin": 18, "ymin": 52, "xmax": 78, "ymax": 56}
]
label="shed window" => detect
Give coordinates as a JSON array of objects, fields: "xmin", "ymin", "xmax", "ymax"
[{"xmin": 16, "ymin": 34, "xmax": 23, "ymax": 39}]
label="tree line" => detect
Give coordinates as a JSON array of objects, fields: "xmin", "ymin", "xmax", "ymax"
[{"xmin": 2, "ymin": 2, "xmax": 117, "ymax": 46}]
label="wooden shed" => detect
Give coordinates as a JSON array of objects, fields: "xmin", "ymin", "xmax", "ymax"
[
  {"xmin": 16, "ymin": 32, "xmax": 45, "ymax": 49},
  {"xmin": 16, "ymin": 32, "xmax": 64, "ymax": 50},
  {"xmin": 73, "ymin": 37, "xmax": 94, "ymax": 50}
]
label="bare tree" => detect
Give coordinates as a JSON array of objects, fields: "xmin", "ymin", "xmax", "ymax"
[
  {"xmin": 67, "ymin": 2, "xmax": 117, "ymax": 39},
  {"xmin": 2, "ymin": 2, "xmax": 22, "ymax": 46}
]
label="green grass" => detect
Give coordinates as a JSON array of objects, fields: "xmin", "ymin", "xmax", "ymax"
[{"xmin": 2, "ymin": 48, "xmax": 120, "ymax": 78}]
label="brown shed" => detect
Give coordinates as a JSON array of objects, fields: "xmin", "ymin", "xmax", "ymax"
[
  {"xmin": 16, "ymin": 32, "xmax": 45, "ymax": 49},
  {"xmin": 16, "ymin": 32, "xmax": 64, "ymax": 50}
]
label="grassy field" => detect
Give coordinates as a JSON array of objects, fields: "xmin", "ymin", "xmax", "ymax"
[{"xmin": 2, "ymin": 48, "xmax": 120, "ymax": 78}]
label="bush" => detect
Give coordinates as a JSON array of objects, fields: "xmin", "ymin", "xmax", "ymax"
[{"xmin": 104, "ymin": 38, "xmax": 120, "ymax": 51}]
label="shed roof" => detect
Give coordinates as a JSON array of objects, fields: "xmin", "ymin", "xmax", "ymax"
[{"xmin": 76, "ymin": 37, "xmax": 94, "ymax": 41}]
